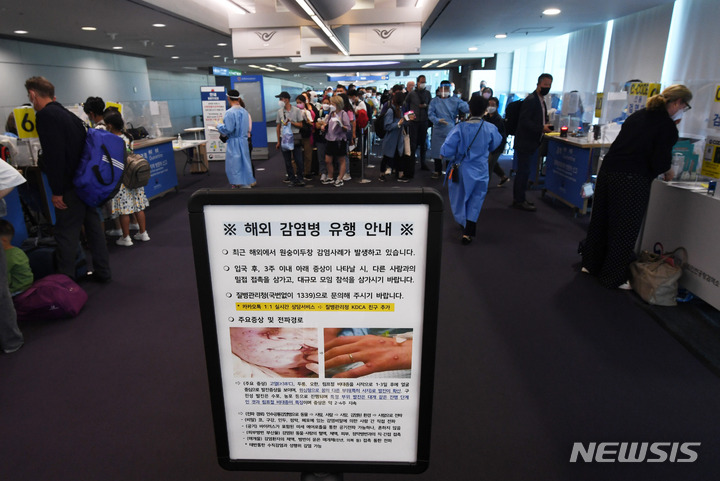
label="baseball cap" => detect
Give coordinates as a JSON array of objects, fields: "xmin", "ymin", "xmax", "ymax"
[{"xmin": 275, "ymin": 91, "xmax": 291, "ymax": 99}]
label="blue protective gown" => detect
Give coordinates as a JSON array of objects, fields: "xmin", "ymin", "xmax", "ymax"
[
  {"xmin": 441, "ymin": 118, "xmax": 502, "ymax": 228},
  {"xmin": 428, "ymin": 96, "xmax": 470, "ymax": 159},
  {"xmin": 217, "ymin": 106, "xmax": 255, "ymax": 186}
]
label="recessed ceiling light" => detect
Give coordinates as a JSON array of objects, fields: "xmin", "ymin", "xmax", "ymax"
[
  {"xmin": 165, "ymin": 44, "xmax": 175, "ymax": 48},
  {"xmin": 217, "ymin": 43, "xmax": 228, "ymax": 46},
  {"xmin": 213, "ymin": 55, "xmax": 221, "ymax": 58},
  {"xmin": 81, "ymin": 26, "xmax": 97, "ymax": 31},
  {"xmin": 13, "ymin": 30, "xmax": 28, "ymax": 34},
  {"xmin": 468, "ymin": 47, "xmax": 478, "ymax": 52},
  {"xmin": 542, "ymin": 8, "xmax": 561, "ymax": 15},
  {"xmin": 171, "ymin": 56, "xmax": 179, "ymax": 59},
  {"xmin": 112, "ymin": 46, "xmax": 123, "ymax": 50},
  {"xmin": 495, "ymin": 33, "xmax": 507, "ymax": 39},
  {"xmin": 152, "ymin": 23, "xmax": 166, "ymax": 28}
]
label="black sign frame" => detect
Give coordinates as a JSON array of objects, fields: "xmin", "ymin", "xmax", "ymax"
[{"xmin": 188, "ymin": 188, "xmax": 443, "ymax": 474}]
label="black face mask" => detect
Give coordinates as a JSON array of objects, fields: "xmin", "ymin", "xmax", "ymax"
[{"xmin": 539, "ymin": 87, "xmax": 551, "ymax": 96}]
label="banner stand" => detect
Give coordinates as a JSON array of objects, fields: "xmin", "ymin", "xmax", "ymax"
[{"xmin": 189, "ymin": 188, "xmax": 442, "ymax": 474}]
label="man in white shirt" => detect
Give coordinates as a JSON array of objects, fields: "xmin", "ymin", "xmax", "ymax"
[{"xmin": 275, "ymin": 91, "xmax": 306, "ymax": 186}]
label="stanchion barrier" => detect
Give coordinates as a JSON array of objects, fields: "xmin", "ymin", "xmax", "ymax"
[{"xmin": 358, "ymin": 126, "xmax": 371, "ymax": 183}]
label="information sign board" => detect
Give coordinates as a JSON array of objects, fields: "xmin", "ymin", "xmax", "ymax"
[
  {"xmin": 189, "ymin": 189, "xmax": 442, "ymax": 473},
  {"xmin": 201, "ymin": 86, "xmax": 227, "ymax": 161}
]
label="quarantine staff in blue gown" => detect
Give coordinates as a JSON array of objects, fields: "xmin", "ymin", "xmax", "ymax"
[
  {"xmin": 217, "ymin": 90, "xmax": 255, "ymax": 188},
  {"xmin": 428, "ymin": 81, "xmax": 470, "ymax": 177},
  {"xmin": 441, "ymin": 95, "xmax": 502, "ymax": 245}
]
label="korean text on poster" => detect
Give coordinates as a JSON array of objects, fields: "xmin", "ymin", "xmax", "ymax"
[{"xmin": 203, "ymin": 204, "xmax": 429, "ymax": 463}]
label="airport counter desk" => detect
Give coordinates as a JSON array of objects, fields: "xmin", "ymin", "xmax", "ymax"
[
  {"xmin": 132, "ymin": 137, "xmax": 178, "ymax": 199},
  {"xmin": 543, "ymin": 134, "xmax": 612, "ymax": 215},
  {"xmin": 639, "ymin": 180, "xmax": 720, "ymax": 310}
]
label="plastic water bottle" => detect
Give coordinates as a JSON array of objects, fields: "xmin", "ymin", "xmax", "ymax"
[{"xmin": 177, "ymin": 133, "xmax": 182, "ymax": 145}]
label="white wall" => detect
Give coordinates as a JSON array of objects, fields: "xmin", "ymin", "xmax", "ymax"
[{"xmin": 0, "ymin": 38, "xmax": 151, "ymax": 130}]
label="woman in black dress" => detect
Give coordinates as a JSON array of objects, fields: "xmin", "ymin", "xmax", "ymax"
[{"xmin": 581, "ymin": 84, "xmax": 692, "ymax": 289}]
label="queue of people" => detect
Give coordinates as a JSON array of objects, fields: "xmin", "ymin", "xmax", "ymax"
[{"xmin": 0, "ymin": 77, "xmax": 159, "ymax": 353}]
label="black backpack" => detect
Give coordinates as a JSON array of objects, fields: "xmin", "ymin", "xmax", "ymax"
[
  {"xmin": 504, "ymin": 99, "xmax": 523, "ymax": 136},
  {"xmin": 373, "ymin": 103, "xmax": 389, "ymax": 139}
]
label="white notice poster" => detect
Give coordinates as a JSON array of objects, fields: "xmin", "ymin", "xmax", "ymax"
[
  {"xmin": 201, "ymin": 86, "xmax": 227, "ymax": 161},
  {"xmin": 202, "ymin": 203, "xmax": 429, "ymax": 463}
]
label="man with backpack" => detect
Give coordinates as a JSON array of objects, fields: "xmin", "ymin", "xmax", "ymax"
[
  {"xmin": 25, "ymin": 76, "xmax": 111, "ymax": 282},
  {"xmin": 511, "ymin": 73, "xmax": 554, "ymax": 212}
]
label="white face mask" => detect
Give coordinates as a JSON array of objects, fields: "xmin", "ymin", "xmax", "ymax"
[
  {"xmin": 329, "ymin": 105, "xmax": 337, "ymax": 112},
  {"xmin": 439, "ymin": 91, "xmax": 449, "ymax": 98},
  {"xmin": 322, "ymin": 104, "xmax": 330, "ymax": 110},
  {"xmin": 278, "ymin": 100, "xmax": 286, "ymax": 108},
  {"xmin": 487, "ymin": 106, "xmax": 497, "ymax": 114},
  {"xmin": 482, "ymin": 92, "xmax": 491, "ymax": 99},
  {"xmin": 418, "ymin": 83, "xmax": 426, "ymax": 90},
  {"xmin": 672, "ymin": 109, "xmax": 684, "ymax": 121}
]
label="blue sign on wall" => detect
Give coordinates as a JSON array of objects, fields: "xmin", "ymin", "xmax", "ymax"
[{"xmin": 134, "ymin": 141, "xmax": 178, "ymax": 199}]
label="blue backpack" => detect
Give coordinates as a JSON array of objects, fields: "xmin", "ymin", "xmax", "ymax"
[{"xmin": 73, "ymin": 128, "xmax": 126, "ymax": 207}]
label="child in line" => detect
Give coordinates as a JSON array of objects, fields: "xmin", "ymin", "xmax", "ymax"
[{"xmin": 0, "ymin": 220, "xmax": 33, "ymax": 295}]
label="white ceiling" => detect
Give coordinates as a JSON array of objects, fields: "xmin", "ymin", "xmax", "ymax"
[{"xmin": 0, "ymin": 0, "xmax": 675, "ymax": 86}]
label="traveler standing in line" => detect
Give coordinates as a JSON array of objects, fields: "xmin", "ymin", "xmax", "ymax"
[
  {"xmin": 483, "ymin": 97, "xmax": 510, "ymax": 187},
  {"xmin": 441, "ymin": 95, "xmax": 502, "ymax": 245},
  {"xmin": 104, "ymin": 111, "xmax": 150, "ymax": 246},
  {"xmin": 428, "ymin": 80, "xmax": 470, "ymax": 179},
  {"xmin": 275, "ymin": 91, "xmax": 305, "ymax": 187},
  {"xmin": 295, "ymin": 94, "xmax": 315, "ymax": 180},
  {"xmin": 581, "ymin": 85, "xmax": 692, "ymax": 289},
  {"xmin": 512, "ymin": 73, "xmax": 554, "ymax": 212},
  {"xmin": 217, "ymin": 89, "xmax": 255, "ymax": 189},
  {"xmin": 379, "ymin": 91, "xmax": 412, "ymax": 182},
  {"xmin": 339, "ymin": 93, "xmax": 356, "ymax": 180},
  {"xmin": 82, "ymin": 97, "xmax": 107, "ymax": 129},
  {"xmin": 404, "ymin": 74, "xmax": 432, "ymax": 174},
  {"xmin": 25, "ymin": 76, "xmax": 111, "ymax": 282},
  {"xmin": 0, "ymin": 160, "xmax": 26, "ymax": 353},
  {"xmin": 321, "ymin": 95, "xmax": 351, "ymax": 187},
  {"xmin": 314, "ymin": 96, "xmax": 331, "ymax": 182}
]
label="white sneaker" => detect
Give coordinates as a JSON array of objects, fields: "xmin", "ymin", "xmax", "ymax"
[
  {"xmin": 116, "ymin": 236, "xmax": 133, "ymax": 247},
  {"xmin": 133, "ymin": 231, "xmax": 151, "ymax": 242},
  {"xmin": 129, "ymin": 223, "xmax": 140, "ymax": 230},
  {"xmin": 334, "ymin": 179, "xmax": 344, "ymax": 187},
  {"xmin": 618, "ymin": 281, "xmax": 632, "ymax": 290},
  {"xmin": 320, "ymin": 174, "xmax": 328, "ymax": 182},
  {"xmin": 105, "ymin": 229, "xmax": 122, "ymax": 236},
  {"xmin": 581, "ymin": 267, "xmax": 590, "ymax": 274},
  {"xmin": 342, "ymin": 173, "xmax": 352, "ymax": 181}
]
